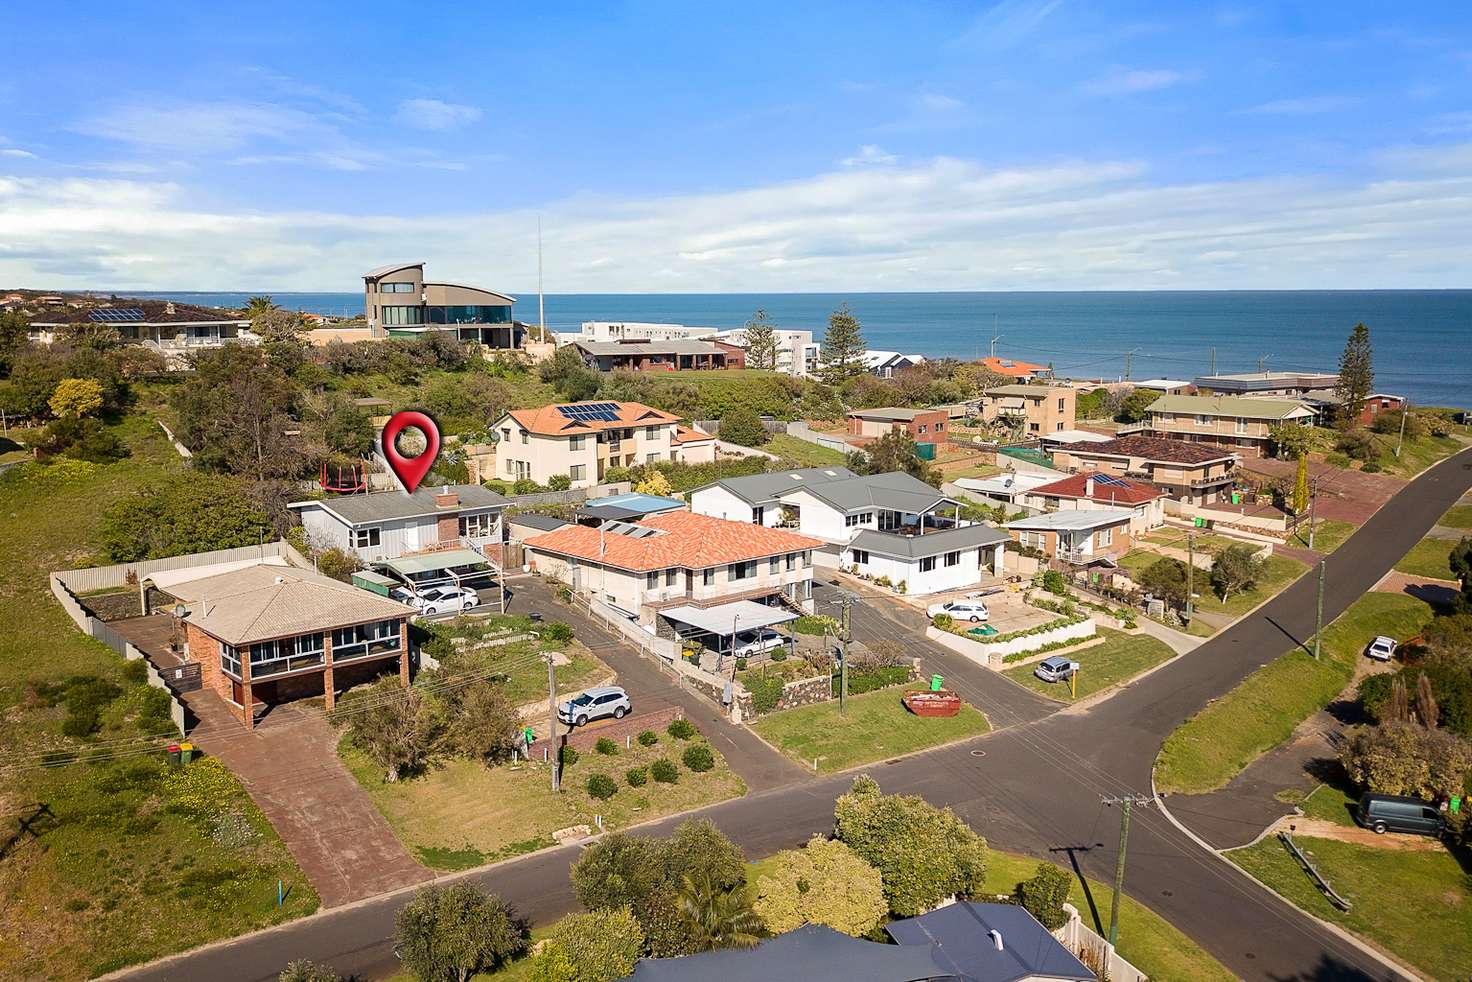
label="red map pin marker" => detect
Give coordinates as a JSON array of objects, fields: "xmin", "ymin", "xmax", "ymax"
[{"xmin": 381, "ymin": 411, "xmax": 441, "ymax": 494}]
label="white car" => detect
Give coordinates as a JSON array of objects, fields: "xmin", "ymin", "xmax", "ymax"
[
  {"xmin": 418, "ymin": 586, "xmax": 480, "ymax": 616},
  {"xmin": 927, "ymin": 599, "xmax": 990, "ymax": 622},
  {"xmin": 733, "ymin": 628, "xmax": 787, "ymax": 658},
  {"xmin": 1365, "ymin": 636, "xmax": 1397, "ymax": 662}
]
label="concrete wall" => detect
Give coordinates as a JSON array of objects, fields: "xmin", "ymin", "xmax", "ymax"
[
  {"xmin": 52, "ymin": 540, "xmax": 311, "ymax": 594},
  {"xmin": 925, "ymin": 617, "xmax": 1096, "ymax": 670}
]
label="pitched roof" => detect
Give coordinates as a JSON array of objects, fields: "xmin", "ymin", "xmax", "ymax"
[
  {"xmin": 851, "ymin": 523, "xmax": 1010, "ymax": 559},
  {"xmin": 887, "ymin": 902, "xmax": 1096, "ymax": 982},
  {"xmin": 696, "ymin": 466, "xmax": 857, "ymax": 505},
  {"xmin": 983, "ymin": 383, "xmax": 1064, "ymax": 397},
  {"xmin": 673, "ymin": 424, "xmax": 714, "ymax": 445},
  {"xmin": 1147, "ymin": 393, "xmax": 1315, "ymax": 420},
  {"xmin": 524, "ymin": 511, "xmax": 822, "ymax": 572},
  {"xmin": 1028, "ymin": 471, "xmax": 1164, "ymax": 505},
  {"xmin": 508, "ymin": 513, "xmax": 571, "ymax": 532},
  {"xmin": 1006, "ymin": 508, "xmax": 1135, "ymax": 532},
  {"xmin": 503, "ymin": 401, "xmax": 680, "ymax": 436},
  {"xmin": 629, "ymin": 924, "xmax": 949, "ymax": 982},
  {"xmin": 166, "ymin": 564, "xmax": 413, "ymax": 645},
  {"xmin": 777, "ymin": 471, "xmax": 953, "ymax": 514},
  {"xmin": 846, "ymin": 407, "xmax": 936, "ymax": 422},
  {"xmin": 979, "ymin": 356, "xmax": 1047, "ymax": 377},
  {"xmin": 1059, "ymin": 434, "xmax": 1238, "ymax": 465},
  {"xmin": 289, "ymin": 484, "xmax": 508, "ymax": 526},
  {"xmin": 30, "ymin": 299, "xmax": 248, "ymax": 326}
]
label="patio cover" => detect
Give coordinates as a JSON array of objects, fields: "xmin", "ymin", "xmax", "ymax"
[
  {"xmin": 381, "ymin": 549, "xmax": 493, "ymax": 577},
  {"xmin": 661, "ymin": 600, "xmax": 797, "ymax": 635}
]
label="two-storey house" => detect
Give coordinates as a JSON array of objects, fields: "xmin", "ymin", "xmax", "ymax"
[
  {"xmin": 1019, "ymin": 472, "xmax": 1166, "ymax": 536},
  {"xmin": 979, "ymin": 384, "xmax": 1077, "ymax": 435},
  {"xmin": 1005, "ymin": 510, "xmax": 1135, "ymax": 567},
  {"xmin": 492, "ymin": 401, "xmax": 715, "ymax": 488},
  {"xmin": 1143, "ymin": 394, "xmax": 1314, "ymax": 458},
  {"xmin": 1048, "ymin": 435, "xmax": 1239, "ymax": 506}
]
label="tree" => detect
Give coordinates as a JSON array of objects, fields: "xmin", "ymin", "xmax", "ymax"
[
  {"xmin": 172, "ymin": 345, "xmax": 302, "ymax": 479},
  {"xmin": 442, "ymin": 681, "xmax": 522, "ymax": 765},
  {"xmin": 676, "ymin": 873, "xmax": 764, "ymax": 951},
  {"xmin": 819, "ymin": 304, "xmax": 866, "ymax": 386},
  {"xmin": 246, "ymin": 295, "xmax": 276, "ymax": 318},
  {"xmin": 1015, "ymin": 862, "xmax": 1072, "ymax": 930},
  {"xmin": 535, "ymin": 908, "xmax": 645, "ymax": 982},
  {"xmin": 423, "ymin": 373, "xmax": 514, "ymax": 434},
  {"xmin": 634, "ymin": 469, "xmax": 673, "ymax": 497},
  {"xmin": 37, "ymin": 416, "xmax": 127, "ymax": 463},
  {"xmin": 1269, "ymin": 421, "xmax": 1314, "ymax": 459},
  {"xmin": 1119, "ymin": 387, "xmax": 1157, "ymax": 423},
  {"xmin": 339, "ymin": 676, "xmax": 445, "ymax": 782},
  {"xmin": 540, "ymin": 345, "xmax": 603, "ymax": 402},
  {"xmin": 661, "ymin": 818, "xmax": 746, "ymax": 892},
  {"xmin": 1334, "ymin": 323, "xmax": 1374, "ymax": 426},
  {"xmin": 571, "ymin": 833, "xmax": 666, "ymax": 912},
  {"xmin": 1209, "ymin": 545, "xmax": 1264, "ymax": 603},
  {"xmin": 860, "ymin": 428, "xmax": 938, "ymax": 486},
  {"xmin": 1450, "ymin": 537, "xmax": 1472, "ymax": 611},
  {"xmin": 278, "ymin": 960, "xmax": 341, "ymax": 982},
  {"xmin": 1339, "ymin": 721, "xmax": 1472, "ymax": 800},
  {"xmin": 1292, "ymin": 454, "xmax": 1310, "ymax": 515},
  {"xmin": 98, "ymin": 474, "xmax": 268, "ymax": 562},
  {"xmin": 718, "ymin": 406, "xmax": 767, "ymax": 448},
  {"xmin": 251, "ymin": 306, "xmax": 309, "ymax": 344},
  {"xmin": 0, "ymin": 307, "xmax": 29, "ymax": 377},
  {"xmin": 394, "ymin": 883, "xmax": 526, "ymax": 982},
  {"xmin": 752, "ymin": 836, "xmax": 885, "ymax": 937},
  {"xmin": 832, "ymin": 774, "xmax": 988, "ymax": 916},
  {"xmin": 1137, "ymin": 556, "xmax": 1189, "ymax": 606},
  {"xmin": 741, "ymin": 309, "xmax": 779, "ymax": 372}
]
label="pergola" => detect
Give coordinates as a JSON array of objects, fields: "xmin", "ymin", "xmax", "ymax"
[
  {"xmin": 661, "ymin": 599, "xmax": 798, "ymax": 667},
  {"xmin": 379, "ymin": 548, "xmax": 505, "ymax": 612}
]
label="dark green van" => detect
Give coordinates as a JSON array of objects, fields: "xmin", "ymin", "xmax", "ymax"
[{"xmin": 1355, "ymin": 793, "xmax": 1445, "ymax": 836}]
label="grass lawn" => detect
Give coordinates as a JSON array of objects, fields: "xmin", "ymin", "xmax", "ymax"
[
  {"xmin": 751, "ymin": 686, "xmax": 989, "ymax": 772},
  {"xmin": 341, "ymin": 726, "xmax": 746, "ymax": 870},
  {"xmin": 763, "ymin": 433, "xmax": 849, "ymax": 467},
  {"xmin": 1367, "ymin": 431, "xmax": 1465, "ymax": 479},
  {"xmin": 1228, "ymin": 834, "xmax": 1472, "ymax": 980},
  {"xmin": 427, "ymin": 616, "xmax": 610, "ymax": 705},
  {"xmin": 1288, "ymin": 518, "xmax": 1358, "ymax": 554},
  {"xmin": 1155, "ymin": 592, "xmax": 1434, "ymax": 794},
  {"xmin": 945, "ymin": 460, "xmax": 1004, "ymax": 480},
  {"xmin": 1393, "ymin": 537, "xmax": 1457, "ymax": 580},
  {"xmin": 1140, "ymin": 529, "xmax": 1240, "ymax": 554},
  {"xmin": 1440, "ymin": 503, "xmax": 1472, "ymax": 529},
  {"xmin": 1189, "ymin": 554, "xmax": 1307, "ymax": 618},
  {"xmin": 0, "ymin": 418, "xmax": 318, "ymax": 979},
  {"xmin": 1002, "ymin": 628, "xmax": 1175, "ymax": 702},
  {"xmin": 1297, "ymin": 780, "xmax": 1361, "ymax": 827}
]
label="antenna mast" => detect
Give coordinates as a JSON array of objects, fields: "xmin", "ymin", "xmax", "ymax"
[{"xmin": 537, "ymin": 216, "xmax": 546, "ymax": 336}]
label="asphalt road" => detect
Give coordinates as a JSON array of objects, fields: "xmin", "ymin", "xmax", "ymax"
[{"xmin": 115, "ymin": 447, "xmax": 1472, "ymax": 982}]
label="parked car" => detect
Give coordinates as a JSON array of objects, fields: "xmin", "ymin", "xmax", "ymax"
[
  {"xmin": 733, "ymin": 628, "xmax": 786, "ymax": 658},
  {"xmin": 1365, "ymin": 636, "xmax": 1397, "ymax": 662},
  {"xmin": 927, "ymin": 599, "xmax": 990, "ymax": 622},
  {"xmin": 389, "ymin": 587, "xmax": 423, "ymax": 608},
  {"xmin": 558, "ymin": 686, "xmax": 632, "ymax": 727},
  {"xmin": 1356, "ymin": 792, "xmax": 1445, "ymax": 836},
  {"xmin": 1033, "ymin": 655, "xmax": 1077, "ymax": 683},
  {"xmin": 418, "ymin": 585, "xmax": 480, "ymax": 616}
]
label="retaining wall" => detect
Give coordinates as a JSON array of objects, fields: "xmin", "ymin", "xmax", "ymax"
[
  {"xmin": 564, "ymin": 706, "xmax": 685, "ymax": 753},
  {"xmin": 1054, "ymin": 903, "xmax": 1148, "ymax": 982},
  {"xmin": 926, "ymin": 617, "xmax": 1097, "ymax": 670},
  {"xmin": 52, "ymin": 540, "xmax": 310, "ymax": 594}
]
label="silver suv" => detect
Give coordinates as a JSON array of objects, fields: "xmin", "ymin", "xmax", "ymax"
[{"xmin": 558, "ymin": 686, "xmax": 632, "ymax": 727}]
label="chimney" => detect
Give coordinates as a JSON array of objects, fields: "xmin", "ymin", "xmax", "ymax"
[
  {"xmin": 436, "ymin": 487, "xmax": 459, "ymax": 509},
  {"xmin": 1084, "ymin": 477, "xmax": 1095, "ymax": 498},
  {"xmin": 988, "ymin": 929, "xmax": 1004, "ymax": 951}
]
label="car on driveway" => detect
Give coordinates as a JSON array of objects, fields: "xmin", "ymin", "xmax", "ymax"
[
  {"xmin": 927, "ymin": 599, "xmax": 989, "ymax": 622},
  {"xmin": 1356, "ymin": 792, "xmax": 1445, "ymax": 836},
  {"xmin": 733, "ymin": 628, "xmax": 787, "ymax": 658},
  {"xmin": 1365, "ymin": 635, "xmax": 1397, "ymax": 661},
  {"xmin": 1033, "ymin": 655, "xmax": 1077, "ymax": 683},
  {"xmin": 418, "ymin": 586, "xmax": 480, "ymax": 616},
  {"xmin": 559, "ymin": 686, "xmax": 632, "ymax": 727}
]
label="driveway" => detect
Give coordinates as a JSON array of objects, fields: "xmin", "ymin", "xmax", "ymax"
[{"xmin": 1244, "ymin": 458, "xmax": 1405, "ymax": 523}]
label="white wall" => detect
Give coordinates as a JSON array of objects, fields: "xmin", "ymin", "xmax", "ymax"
[
  {"xmin": 846, "ymin": 546, "xmax": 985, "ymax": 595},
  {"xmin": 778, "ymin": 489, "xmax": 855, "ymax": 543},
  {"xmin": 691, "ymin": 485, "xmax": 762, "ymax": 524}
]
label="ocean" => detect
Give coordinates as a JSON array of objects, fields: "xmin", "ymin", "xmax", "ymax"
[{"xmin": 130, "ymin": 291, "xmax": 1472, "ymax": 408}]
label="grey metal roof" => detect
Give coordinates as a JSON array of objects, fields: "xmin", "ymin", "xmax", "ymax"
[
  {"xmin": 698, "ymin": 466, "xmax": 857, "ymax": 505},
  {"xmin": 363, "ymin": 261, "xmax": 423, "ymax": 279},
  {"xmin": 848, "ymin": 407, "xmax": 928, "ymax": 422},
  {"xmin": 886, "ymin": 902, "xmax": 1096, "ymax": 982},
  {"xmin": 289, "ymin": 484, "xmax": 509, "ymax": 527},
  {"xmin": 1005, "ymin": 508, "xmax": 1135, "ymax": 532},
  {"xmin": 627, "ymin": 924, "xmax": 949, "ymax": 982},
  {"xmin": 850, "ymin": 523, "xmax": 1009, "ymax": 559},
  {"xmin": 508, "ymin": 513, "xmax": 571, "ymax": 532},
  {"xmin": 778, "ymin": 471, "xmax": 954, "ymax": 514}
]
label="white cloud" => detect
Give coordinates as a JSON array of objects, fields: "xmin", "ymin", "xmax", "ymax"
[
  {"xmin": 1, "ymin": 145, "xmax": 1470, "ymax": 291},
  {"xmin": 1240, "ymin": 96, "xmax": 1356, "ymax": 115},
  {"xmin": 951, "ymin": 0, "xmax": 1065, "ymax": 51},
  {"xmin": 841, "ymin": 145, "xmax": 898, "ymax": 167},
  {"xmin": 2, "ymin": 148, "xmax": 36, "ymax": 158},
  {"xmin": 76, "ymin": 102, "xmax": 322, "ymax": 152},
  {"xmin": 1082, "ymin": 68, "xmax": 1200, "ymax": 96},
  {"xmin": 917, "ymin": 92, "xmax": 965, "ymax": 113},
  {"xmin": 395, "ymin": 99, "xmax": 482, "ymax": 130}
]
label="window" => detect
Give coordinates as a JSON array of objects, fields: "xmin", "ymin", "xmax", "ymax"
[
  {"xmin": 752, "ymin": 507, "xmax": 764, "ymax": 524},
  {"xmin": 426, "ymin": 305, "xmax": 511, "ymax": 324},
  {"xmin": 645, "ymin": 426, "xmax": 659, "ymax": 439},
  {"xmin": 352, "ymin": 527, "xmax": 381, "ymax": 549},
  {"xmin": 220, "ymin": 643, "xmax": 241, "ymax": 678},
  {"xmin": 332, "ymin": 619, "xmax": 401, "ymax": 662},
  {"xmin": 379, "ymin": 281, "xmax": 416, "ymax": 293},
  {"xmin": 1100, "ymin": 527, "xmax": 1114, "ymax": 547},
  {"xmin": 844, "ymin": 511, "xmax": 874, "ymax": 528},
  {"xmin": 570, "ymin": 464, "xmax": 586, "ymax": 483},
  {"xmin": 851, "ymin": 549, "xmax": 869, "ymax": 565},
  {"xmin": 729, "ymin": 560, "xmax": 756, "ymax": 580},
  {"xmin": 1029, "ymin": 422, "xmax": 1040, "ymax": 432},
  {"xmin": 459, "ymin": 513, "xmax": 492, "ymax": 537},
  {"xmin": 380, "ymin": 305, "xmax": 423, "ymax": 326},
  {"xmin": 249, "ymin": 632, "xmax": 325, "ymax": 677},
  {"xmin": 935, "ymin": 421, "xmax": 944, "ymax": 431},
  {"xmin": 944, "ymin": 551, "xmax": 960, "ymax": 567},
  {"xmin": 665, "ymin": 569, "xmax": 677, "ymax": 586},
  {"xmin": 520, "ymin": 429, "xmax": 528, "ymax": 445},
  {"xmin": 646, "ymin": 571, "xmax": 659, "ymax": 588},
  {"xmin": 570, "ymin": 435, "xmax": 586, "ymax": 451},
  {"xmin": 920, "ymin": 556, "xmax": 937, "ymax": 572},
  {"xmin": 1196, "ymin": 414, "xmax": 1210, "ymax": 426},
  {"xmin": 785, "ymin": 553, "xmax": 796, "ymax": 571},
  {"xmin": 1235, "ymin": 417, "xmax": 1249, "ymax": 434},
  {"xmin": 803, "ymin": 551, "xmax": 811, "ymax": 568},
  {"xmin": 647, "ymin": 453, "xmax": 658, "ymax": 464},
  {"xmin": 918, "ymin": 424, "xmax": 927, "ymax": 434},
  {"xmin": 769, "ymin": 556, "xmax": 780, "ymax": 574},
  {"xmin": 703, "ymin": 568, "xmax": 715, "ymax": 587}
]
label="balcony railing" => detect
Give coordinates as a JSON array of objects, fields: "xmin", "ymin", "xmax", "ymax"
[{"xmin": 249, "ymin": 651, "xmax": 325, "ymax": 679}]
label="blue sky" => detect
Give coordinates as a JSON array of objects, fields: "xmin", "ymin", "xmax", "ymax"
[{"xmin": 2, "ymin": 1, "xmax": 1471, "ymax": 290}]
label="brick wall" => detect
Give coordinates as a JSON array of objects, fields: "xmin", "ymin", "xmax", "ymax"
[
  {"xmin": 186, "ymin": 622, "xmax": 236, "ymax": 716},
  {"xmin": 564, "ymin": 706, "xmax": 685, "ymax": 752}
]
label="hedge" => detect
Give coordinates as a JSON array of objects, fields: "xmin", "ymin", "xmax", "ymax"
[{"xmin": 834, "ymin": 665, "xmax": 912, "ymax": 696}]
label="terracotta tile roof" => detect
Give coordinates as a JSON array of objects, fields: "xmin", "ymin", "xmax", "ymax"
[
  {"xmin": 30, "ymin": 299, "xmax": 248, "ymax": 325},
  {"xmin": 1062, "ymin": 435, "xmax": 1238, "ymax": 465},
  {"xmin": 673, "ymin": 424, "xmax": 714, "ymax": 445},
  {"xmin": 523, "ymin": 511, "xmax": 823, "ymax": 572},
  {"xmin": 979, "ymin": 356, "xmax": 1046, "ymax": 378},
  {"xmin": 1029, "ymin": 471, "xmax": 1164, "ymax": 505},
  {"xmin": 505, "ymin": 401, "xmax": 681, "ymax": 436}
]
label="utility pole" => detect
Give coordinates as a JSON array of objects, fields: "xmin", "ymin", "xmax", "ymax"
[
  {"xmin": 545, "ymin": 644, "xmax": 561, "ymax": 791},
  {"xmin": 1307, "ymin": 477, "xmax": 1318, "ymax": 550},
  {"xmin": 1395, "ymin": 398, "xmax": 1411, "ymax": 459},
  {"xmin": 537, "ymin": 216, "xmax": 546, "ymax": 335},
  {"xmin": 1258, "ymin": 353, "xmax": 1271, "ymax": 374},
  {"xmin": 1313, "ymin": 559, "xmax": 1326, "ymax": 661},
  {"xmin": 827, "ymin": 589, "xmax": 860, "ymax": 713},
  {"xmin": 1101, "ymin": 793, "xmax": 1154, "ymax": 947},
  {"xmin": 1123, "ymin": 351, "xmax": 1133, "ymax": 381},
  {"xmin": 1209, "ymin": 347, "xmax": 1216, "ymax": 376},
  {"xmin": 990, "ymin": 331, "xmax": 1002, "ymax": 359},
  {"xmin": 1185, "ymin": 530, "xmax": 1194, "ymax": 624}
]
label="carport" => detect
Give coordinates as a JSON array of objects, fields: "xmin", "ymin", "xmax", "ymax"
[
  {"xmin": 378, "ymin": 549, "xmax": 505, "ymax": 612},
  {"xmin": 661, "ymin": 599, "xmax": 798, "ymax": 669}
]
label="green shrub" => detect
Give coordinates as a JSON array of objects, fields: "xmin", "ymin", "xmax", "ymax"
[
  {"xmin": 1362, "ymin": 461, "xmax": 1382, "ymax": 473},
  {"xmin": 560, "ymin": 746, "xmax": 580, "ymax": 768},
  {"xmin": 511, "ymin": 478, "xmax": 544, "ymax": 495},
  {"xmin": 595, "ymin": 737, "xmax": 619, "ymax": 756},
  {"xmin": 931, "ymin": 613, "xmax": 954, "ymax": 630},
  {"xmin": 744, "ymin": 674, "xmax": 785, "ymax": 715},
  {"xmin": 1041, "ymin": 569, "xmax": 1069, "ymax": 595},
  {"xmin": 770, "ymin": 648, "xmax": 788, "ymax": 662},
  {"xmin": 586, "ymin": 774, "xmax": 618, "ymax": 799},
  {"xmin": 752, "ymin": 836, "xmax": 886, "ymax": 937},
  {"xmin": 1015, "ymin": 862, "xmax": 1071, "ymax": 930},
  {"xmin": 547, "ymin": 474, "xmax": 572, "ymax": 491},
  {"xmin": 682, "ymin": 744, "xmax": 715, "ymax": 773},
  {"xmin": 541, "ymin": 907, "xmax": 645, "ymax": 982},
  {"xmin": 666, "ymin": 718, "xmax": 696, "ymax": 740},
  {"xmin": 626, "ymin": 766, "xmax": 648, "ymax": 787},
  {"xmin": 839, "ymin": 665, "xmax": 912, "ymax": 696},
  {"xmin": 540, "ymin": 621, "xmax": 574, "ymax": 643},
  {"xmin": 651, "ymin": 759, "xmax": 679, "ymax": 783},
  {"xmin": 734, "ymin": 656, "xmax": 748, "ymax": 672},
  {"xmin": 637, "ymin": 730, "xmax": 659, "ymax": 747}
]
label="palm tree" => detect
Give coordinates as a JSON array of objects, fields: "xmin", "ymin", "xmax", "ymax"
[
  {"xmin": 245, "ymin": 295, "xmax": 276, "ymax": 317},
  {"xmin": 677, "ymin": 873, "xmax": 764, "ymax": 951}
]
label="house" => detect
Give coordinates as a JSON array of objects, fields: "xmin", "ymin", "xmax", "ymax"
[
  {"xmin": 362, "ymin": 261, "xmax": 522, "ymax": 349},
  {"xmin": 1006, "ymin": 509, "xmax": 1135, "ymax": 566},
  {"xmin": 629, "ymin": 905, "xmax": 1094, "ymax": 982},
  {"xmin": 860, "ymin": 350, "xmax": 925, "ymax": 378},
  {"xmin": 147, "ymin": 562, "xmax": 415, "ymax": 728},
  {"xmin": 980, "ymin": 384, "xmax": 1077, "ymax": 435},
  {"xmin": 523, "ymin": 511, "xmax": 822, "ymax": 641},
  {"xmin": 288, "ymin": 484, "xmax": 508, "ymax": 563},
  {"xmin": 1295, "ymin": 389, "xmax": 1405, "ymax": 427},
  {"xmin": 575, "ymin": 492, "xmax": 688, "ymax": 525},
  {"xmin": 27, "ymin": 300, "xmax": 255, "ymax": 364},
  {"xmin": 1132, "ymin": 378, "xmax": 1192, "ymax": 393},
  {"xmin": 953, "ymin": 470, "xmax": 1059, "ymax": 511},
  {"xmin": 1021, "ymin": 472, "xmax": 1166, "ymax": 535},
  {"xmin": 979, "ymin": 356, "xmax": 1051, "ymax": 381},
  {"xmin": 492, "ymin": 401, "xmax": 716, "ymax": 488},
  {"xmin": 1192, "ymin": 370, "xmax": 1339, "ymax": 398},
  {"xmin": 1143, "ymin": 394, "xmax": 1315, "ymax": 458},
  {"xmin": 566, "ymin": 321, "xmax": 717, "ymax": 343},
  {"xmin": 690, "ymin": 466, "xmax": 857, "ymax": 525},
  {"xmin": 770, "ymin": 471, "xmax": 1010, "ymax": 594},
  {"xmin": 569, "ymin": 338, "xmax": 746, "ymax": 372},
  {"xmin": 709, "ymin": 327, "xmax": 820, "ymax": 377},
  {"xmin": 1049, "ymin": 435, "xmax": 1238, "ymax": 506},
  {"xmin": 846, "ymin": 407, "xmax": 948, "ymax": 441}
]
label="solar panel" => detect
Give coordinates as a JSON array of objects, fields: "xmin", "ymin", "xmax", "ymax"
[
  {"xmin": 1093, "ymin": 474, "xmax": 1131, "ymax": 488},
  {"xmin": 88, "ymin": 307, "xmax": 145, "ymax": 323},
  {"xmin": 559, "ymin": 401, "xmax": 621, "ymax": 422}
]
